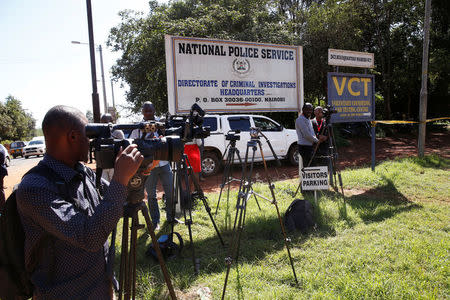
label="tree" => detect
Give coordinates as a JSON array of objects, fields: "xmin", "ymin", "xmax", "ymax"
[
  {"xmin": 108, "ymin": 0, "xmax": 447, "ymax": 121},
  {"xmin": 108, "ymin": 0, "xmax": 293, "ymax": 114},
  {"xmin": 0, "ymin": 95, "xmax": 35, "ymax": 141}
]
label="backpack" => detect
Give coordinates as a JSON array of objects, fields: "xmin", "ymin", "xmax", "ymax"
[
  {"xmin": 145, "ymin": 232, "xmax": 184, "ymax": 261},
  {"xmin": 283, "ymin": 199, "xmax": 315, "ymax": 233},
  {"xmin": 0, "ymin": 164, "xmax": 67, "ymax": 300}
]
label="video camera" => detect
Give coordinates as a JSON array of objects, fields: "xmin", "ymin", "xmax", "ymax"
[
  {"xmin": 164, "ymin": 104, "xmax": 210, "ymax": 142},
  {"xmin": 250, "ymin": 127, "xmax": 262, "ymax": 139},
  {"xmin": 225, "ymin": 130, "xmax": 240, "ymax": 141},
  {"xmin": 86, "ymin": 122, "xmax": 184, "ymax": 203},
  {"xmin": 323, "ymin": 104, "xmax": 338, "ymax": 120},
  {"xmin": 86, "ymin": 122, "xmax": 183, "ymax": 170}
]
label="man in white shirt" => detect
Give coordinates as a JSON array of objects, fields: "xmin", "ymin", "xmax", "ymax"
[
  {"xmin": 130, "ymin": 102, "xmax": 173, "ymax": 230},
  {"xmin": 295, "ymin": 103, "xmax": 326, "ymax": 168}
]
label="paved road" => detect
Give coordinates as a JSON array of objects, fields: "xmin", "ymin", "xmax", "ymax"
[{"xmin": 4, "ymin": 155, "xmax": 43, "ymax": 197}]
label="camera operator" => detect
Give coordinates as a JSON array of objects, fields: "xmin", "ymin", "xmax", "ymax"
[
  {"xmin": 130, "ymin": 101, "xmax": 173, "ymax": 230},
  {"xmin": 100, "ymin": 113, "xmax": 125, "ymax": 182},
  {"xmin": 16, "ymin": 105, "xmax": 143, "ymax": 299},
  {"xmin": 0, "ymin": 141, "xmax": 7, "ymax": 210},
  {"xmin": 311, "ymin": 106, "xmax": 329, "ymax": 166},
  {"xmin": 295, "ymin": 103, "xmax": 327, "ymax": 168}
]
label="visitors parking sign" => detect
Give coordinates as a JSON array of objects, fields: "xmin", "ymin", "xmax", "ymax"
[{"xmin": 301, "ymin": 166, "xmax": 329, "ymax": 191}]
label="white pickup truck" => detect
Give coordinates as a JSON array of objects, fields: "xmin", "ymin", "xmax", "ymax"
[{"xmin": 200, "ymin": 114, "xmax": 299, "ymax": 176}]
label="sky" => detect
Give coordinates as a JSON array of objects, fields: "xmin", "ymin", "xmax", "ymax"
[{"xmin": 0, "ymin": 0, "xmax": 165, "ymax": 127}]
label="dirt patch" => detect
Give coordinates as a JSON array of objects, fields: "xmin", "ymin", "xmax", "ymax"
[
  {"xmin": 4, "ymin": 131, "xmax": 449, "ymax": 198},
  {"xmin": 198, "ymin": 131, "xmax": 450, "ymax": 194}
]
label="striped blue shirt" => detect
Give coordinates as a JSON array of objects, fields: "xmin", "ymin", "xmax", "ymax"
[{"xmin": 17, "ymin": 154, "xmax": 127, "ymax": 299}]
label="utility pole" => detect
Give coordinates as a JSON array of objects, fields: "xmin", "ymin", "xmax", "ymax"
[
  {"xmin": 98, "ymin": 45, "xmax": 108, "ymax": 114},
  {"xmin": 110, "ymin": 80, "xmax": 117, "ymax": 121},
  {"xmin": 86, "ymin": 0, "xmax": 100, "ymax": 122},
  {"xmin": 418, "ymin": 0, "xmax": 432, "ymax": 157}
]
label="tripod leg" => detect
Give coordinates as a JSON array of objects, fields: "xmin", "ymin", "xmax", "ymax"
[
  {"xmin": 293, "ymin": 180, "xmax": 302, "ymax": 199},
  {"xmin": 221, "ymin": 188, "xmax": 248, "ymax": 300},
  {"xmin": 235, "ymin": 192, "xmax": 251, "ymax": 264},
  {"xmin": 232, "ymin": 144, "xmax": 251, "ymax": 232},
  {"xmin": 129, "ymin": 215, "xmax": 140, "ymax": 300},
  {"xmin": 216, "ymin": 147, "xmax": 233, "ymax": 214},
  {"xmin": 189, "ymin": 161, "xmax": 225, "ymax": 246},
  {"xmin": 180, "ymin": 158, "xmax": 198, "ymax": 274},
  {"xmin": 140, "ymin": 205, "xmax": 177, "ymax": 300},
  {"xmin": 224, "ymin": 148, "xmax": 235, "ymax": 228},
  {"xmin": 252, "ymin": 188, "xmax": 262, "ymax": 210},
  {"xmin": 258, "ymin": 141, "xmax": 299, "ymax": 285},
  {"xmin": 247, "ymin": 144, "xmax": 261, "ymax": 210},
  {"xmin": 119, "ymin": 216, "xmax": 129, "ymax": 300}
]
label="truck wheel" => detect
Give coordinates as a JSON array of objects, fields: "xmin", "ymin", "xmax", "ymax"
[
  {"xmin": 288, "ymin": 145, "xmax": 299, "ymax": 166},
  {"xmin": 202, "ymin": 151, "xmax": 220, "ymax": 177}
]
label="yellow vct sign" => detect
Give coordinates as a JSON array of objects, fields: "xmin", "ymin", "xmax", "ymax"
[
  {"xmin": 327, "ymin": 72, "xmax": 375, "ymax": 123},
  {"xmin": 332, "ymin": 76, "xmax": 372, "ymax": 96}
]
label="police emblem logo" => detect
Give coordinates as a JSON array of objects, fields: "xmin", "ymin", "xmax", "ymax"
[{"xmin": 233, "ymin": 58, "xmax": 250, "ymax": 74}]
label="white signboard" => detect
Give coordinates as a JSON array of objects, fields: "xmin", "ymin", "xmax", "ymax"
[
  {"xmin": 328, "ymin": 49, "xmax": 374, "ymax": 69},
  {"xmin": 301, "ymin": 166, "xmax": 329, "ymax": 191},
  {"xmin": 165, "ymin": 35, "xmax": 303, "ymax": 114}
]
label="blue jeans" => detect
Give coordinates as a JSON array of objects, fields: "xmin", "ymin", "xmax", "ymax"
[{"xmin": 145, "ymin": 163, "xmax": 173, "ymax": 225}]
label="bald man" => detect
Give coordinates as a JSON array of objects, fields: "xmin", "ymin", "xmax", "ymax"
[
  {"xmin": 16, "ymin": 105, "xmax": 143, "ymax": 299},
  {"xmin": 295, "ymin": 103, "xmax": 326, "ymax": 168}
]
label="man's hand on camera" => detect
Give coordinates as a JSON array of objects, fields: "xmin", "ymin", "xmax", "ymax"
[
  {"xmin": 112, "ymin": 145, "xmax": 144, "ymax": 186},
  {"xmin": 319, "ymin": 135, "xmax": 327, "ymax": 142}
]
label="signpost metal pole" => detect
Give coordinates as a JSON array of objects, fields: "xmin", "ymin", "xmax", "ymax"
[{"xmin": 371, "ymin": 125, "xmax": 376, "ymax": 171}]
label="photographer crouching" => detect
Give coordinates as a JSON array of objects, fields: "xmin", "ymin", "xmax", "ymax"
[{"xmin": 16, "ymin": 105, "xmax": 144, "ymax": 299}]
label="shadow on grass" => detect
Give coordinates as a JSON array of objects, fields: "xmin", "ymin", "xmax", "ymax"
[
  {"xmin": 111, "ymin": 175, "xmax": 424, "ymax": 298},
  {"xmin": 112, "ymin": 202, "xmax": 308, "ymax": 298},
  {"xmin": 343, "ymin": 176, "xmax": 421, "ymax": 224}
]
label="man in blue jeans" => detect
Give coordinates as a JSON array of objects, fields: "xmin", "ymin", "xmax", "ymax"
[{"xmin": 131, "ymin": 102, "xmax": 173, "ymax": 230}]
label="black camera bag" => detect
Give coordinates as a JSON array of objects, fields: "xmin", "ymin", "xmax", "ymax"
[
  {"xmin": 283, "ymin": 199, "xmax": 315, "ymax": 233},
  {"xmin": 146, "ymin": 232, "xmax": 184, "ymax": 261}
]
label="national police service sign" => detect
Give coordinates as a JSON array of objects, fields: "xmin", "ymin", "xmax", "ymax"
[{"xmin": 165, "ymin": 35, "xmax": 304, "ymax": 114}]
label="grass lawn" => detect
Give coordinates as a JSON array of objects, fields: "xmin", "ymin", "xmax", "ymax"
[{"xmin": 114, "ymin": 155, "xmax": 449, "ymax": 299}]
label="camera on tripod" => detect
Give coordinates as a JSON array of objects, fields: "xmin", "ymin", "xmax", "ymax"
[
  {"xmin": 323, "ymin": 104, "xmax": 338, "ymax": 120},
  {"xmin": 225, "ymin": 130, "xmax": 240, "ymax": 141},
  {"xmin": 164, "ymin": 103, "xmax": 211, "ymax": 142},
  {"xmin": 250, "ymin": 127, "xmax": 262, "ymax": 139},
  {"xmin": 86, "ymin": 122, "xmax": 184, "ymax": 171}
]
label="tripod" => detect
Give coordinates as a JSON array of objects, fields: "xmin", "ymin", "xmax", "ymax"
[
  {"xmin": 170, "ymin": 153, "xmax": 225, "ymax": 274},
  {"xmin": 117, "ymin": 182, "xmax": 176, "ymax": 300},
  {"xmin": 215, "ymin": 133, "xmax": 252, "ymax": 220},
  {"xmin": 293, "ymin": 118, "xmax": 345, "ymax": 200},
  {"xmin": 221, "ymin": 129, "xmax": 298, "ymax": 299}
]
